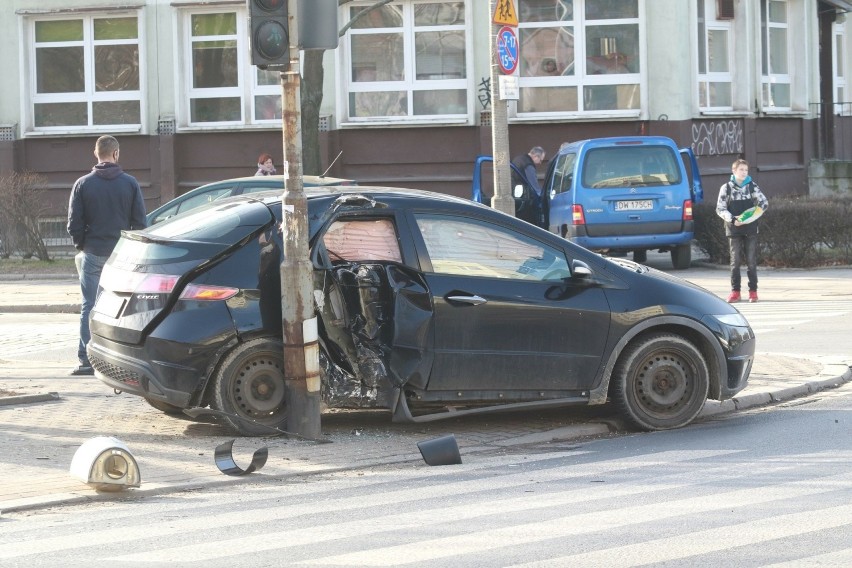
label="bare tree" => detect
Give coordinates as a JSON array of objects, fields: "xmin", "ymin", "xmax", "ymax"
[
  {"xmin": 301, "ymin": 0, "xmax": 393, "ymax": 175},
  {"xmin": 0, "ymin": 172, "xmax": 52, "ymax": 260}
]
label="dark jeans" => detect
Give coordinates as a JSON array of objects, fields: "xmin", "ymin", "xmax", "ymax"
[
  {"xmin": 728, "ymin": 234, "xmax": 759, "ymax": 292},
  {"xmin": 76, "ymin": 251, "xmax": 108, "ymax": 366}
]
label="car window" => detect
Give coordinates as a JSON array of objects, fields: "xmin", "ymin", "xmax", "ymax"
[
  {"xmin": 322, "ymin": 218, "xmax": 402, "ymax": 262},
  {"xmin": 176, "ymin": 187, "xmax": 234, "ymax": 213},
  {"xmin": 151, "ymin": 203, "xmax": 180, "ymax": 225},
  {"xmin": 414, "ymin": 214, "xmax": 570, "ymax": 281},
  {"xmin": 550, "ymin": 153, "xmax": 576, "ymax": 196},
  {"xmin": 242, "ymin": 183, "xmax": 282, "ymax": 195},
  {"xmin": 582, "ymin": 146, "xmax": 681, "ymax": 188}
]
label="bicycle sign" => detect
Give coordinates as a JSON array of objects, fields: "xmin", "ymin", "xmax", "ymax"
[{"xmin": 496, "ymin": 26, "xmax": 518, "ymax": 75}]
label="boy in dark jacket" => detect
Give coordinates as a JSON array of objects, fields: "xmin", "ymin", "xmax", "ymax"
[{"xmin": 715, "ymin": 159, "xmax": 769, "ymax": 303}]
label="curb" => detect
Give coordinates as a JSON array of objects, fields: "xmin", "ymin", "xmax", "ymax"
[{"xmin": 0, "ymin": 304, "xmax": 80, "ymax": 314}]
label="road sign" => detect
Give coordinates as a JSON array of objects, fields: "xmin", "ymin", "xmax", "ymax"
[
  {"xmin": 493, "ymin": 0, "xmax": 518, "ymax": 26},
  {"xmin": 496, "ymin": 26, "xmax": 518, "ymax": 75}
]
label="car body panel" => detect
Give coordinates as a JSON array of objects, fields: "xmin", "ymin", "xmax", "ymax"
[{"xmin": 89, "ymin": 185, "xmax": 754, "ymax": 431}]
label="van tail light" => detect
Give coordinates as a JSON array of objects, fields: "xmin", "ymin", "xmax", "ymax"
[
  {"xmin": 683, "ymin": 199, "xmax": 694, "ymax": 221},
  {"xmin": 179, "ymin": 284, "xmax": 239, "ymax": 301},
  {"xmin": 572, "ymin": 204, "xmax": 586, "ymax": 225}
]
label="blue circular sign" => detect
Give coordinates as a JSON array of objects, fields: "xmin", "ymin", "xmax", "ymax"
[{"xmin": 496, "ymin": 26, "xmax": 518, "ymax": 74}]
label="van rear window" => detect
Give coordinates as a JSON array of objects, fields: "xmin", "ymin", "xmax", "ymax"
[{"xmin": 582, "ymin": 146, "xmax": 681, "ymax": 188}]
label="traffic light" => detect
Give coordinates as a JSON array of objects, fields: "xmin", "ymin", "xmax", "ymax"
[{"xmin": 248, "ymin": 0, "xmax": 289, "ymax": 69}]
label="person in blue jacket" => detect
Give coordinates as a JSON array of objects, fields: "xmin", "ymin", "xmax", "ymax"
[
  {"xmin": 67, "ymin": 136, "xmax": 147, "ymax": 375},
  {"xmin": 716, "ymin": 158, "xmax": 769, "ymax": 303}
]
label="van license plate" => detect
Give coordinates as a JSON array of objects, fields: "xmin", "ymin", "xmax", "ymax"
[{"xmin": 616, "ymin": 200, "xmax": 653, "ymax": 211}]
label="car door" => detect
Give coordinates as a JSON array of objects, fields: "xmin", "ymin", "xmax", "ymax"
[{"xmin": 407, "ymin": 212, "xmax": 612, "ymax": 393}]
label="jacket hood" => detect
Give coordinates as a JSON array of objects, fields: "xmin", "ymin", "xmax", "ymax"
[
  {"xmin": 730, "ymin": 174, "xmax": 752, "ymax": 188},
  {"xmin": 93, "ymin": 162, "xmax": 125, "ymax": 180}
]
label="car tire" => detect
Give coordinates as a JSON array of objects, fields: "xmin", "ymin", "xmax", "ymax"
[
  {"xmin": 610, "ymin": 333, "xmax": 709, "ymax": 431},
  {"xmin": 633, "ymin": 249, "xmax": 647, "ymax": 263},
  {"xmin": 212, "ymin": 337, "xmax": 287, "ymax": 436},
  {"xmin": 671, "ymin": 244, "xmax": 691, "ymax": 270},
  {"xmin": 144, "ymin": 398, "xmax": 184, "ymax": 415}
]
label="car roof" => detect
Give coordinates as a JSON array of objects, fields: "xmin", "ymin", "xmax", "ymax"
[
  {"xmin": 247, "ymin": 185, "xmax": 478, "ymax": 206},
  {"xmin": 557, "ymin": 136, "xmax": 678, "ymax": 155},
  {"xmin": 206, "ymin": 174, "xmax": 354, "ymax": 186}
]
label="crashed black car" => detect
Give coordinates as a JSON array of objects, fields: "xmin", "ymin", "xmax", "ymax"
[{"xmin": 88, "ymin": 187, "xmax": 755, "ymax": 435}]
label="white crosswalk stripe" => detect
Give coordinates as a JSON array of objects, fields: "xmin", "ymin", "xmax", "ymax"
[
  {"xmin": 734, "ymin": 300, "xmax": 852, "ymax": 334},
  {"xmin": 3, "ymin": 450, "xmax": 852, "ymax": 566}
]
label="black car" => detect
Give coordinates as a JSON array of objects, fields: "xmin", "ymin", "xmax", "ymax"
[{"xmin": 88, "ymin": 186, "xmax": 755, "ymax": 436}]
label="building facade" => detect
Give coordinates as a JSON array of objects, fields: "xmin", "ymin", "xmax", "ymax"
[{"xmin": 0, "ymin": 0, "xmax": 850, "ymax": 240}]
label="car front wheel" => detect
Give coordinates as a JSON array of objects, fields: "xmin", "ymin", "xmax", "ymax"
[
  {"xmin": 610, "ymin": 333, "xmax": 709, "ymax": 430},
  {"xmin": 212, "ymin": 338, "xmax": 287, "ymax": 436}
]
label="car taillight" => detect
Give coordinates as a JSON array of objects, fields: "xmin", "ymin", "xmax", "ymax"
[
  {"xmin": 572, "ymin": 204, "xmax": 586, "ymax": 225},
  {"xmin": 179, "ymin": 284, "xmax": 239, "ymax": 301},
  {"xmin": 683, "ymin": 199, "xmax": 693, "ymax": 221},
  {"xmin": 135, "ymin": 274, "xmax": 179, "ymax": 293}
]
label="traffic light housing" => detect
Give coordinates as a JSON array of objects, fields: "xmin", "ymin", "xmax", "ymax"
[{"xmin": 248, "ymin": 0, "xmax": 289, "ymax": 69}]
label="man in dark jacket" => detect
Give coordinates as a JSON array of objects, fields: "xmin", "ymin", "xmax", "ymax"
[
  {"xmin": 67, "ymin": 135, "xmax": 147, "ymax": 375},
  {"xmin": 715, "ymin": 158, "xmax": 769, "ymax": 303},
  {"xmin": 510, "ymin": 146, "xmax": 546, "ymax": 227}
]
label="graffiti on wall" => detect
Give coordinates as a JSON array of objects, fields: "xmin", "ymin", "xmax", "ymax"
[
  {"xmin": 691, "ymin": 120, "xmax": 743, "ymax": 156},
  {"xmin": 478, "ymin": 76, "xmax": 491, "ymax": 109}
]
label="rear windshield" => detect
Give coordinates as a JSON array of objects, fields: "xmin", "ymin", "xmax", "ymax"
[
  {"xmin": 582, "ymin": 146, "xmax": 682, "ymax": 188},
  {"xmin": 144, "ymin": 199, "xmax": 273, "ymax": 244}
]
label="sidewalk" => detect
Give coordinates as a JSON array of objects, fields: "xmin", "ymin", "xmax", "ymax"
[{"xmin": 1, "ymin": 265, "xmax": 850, "ymax": 515}]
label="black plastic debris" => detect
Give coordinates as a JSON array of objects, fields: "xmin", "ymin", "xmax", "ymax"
[
  {"xmin": 417, "ymin": 434, "xmax": 462, "ymax": 466},
  {"xmin": 214, "ymin": 439, "xmax": 268, "ymax": 476}
]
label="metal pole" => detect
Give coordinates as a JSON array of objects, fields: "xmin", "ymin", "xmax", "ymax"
[
  {"xmin": 280, "ymin": 0, "xmax": 321, "ymax": 439},
  {"xmin": 489, "ymin": 0, "xmax": 515, "ymax": 216}
]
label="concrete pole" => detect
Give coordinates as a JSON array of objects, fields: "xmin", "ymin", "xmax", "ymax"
[
  {"xmin": 280, "ymin": 0, "xmax": 321, "ymax": 439},
  {"xmin": 489, "ymin": 0, "xmax": 515, "ymax": 216}
]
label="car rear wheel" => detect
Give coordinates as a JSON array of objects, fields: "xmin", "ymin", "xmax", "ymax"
[
  {"xmin": 671, "ymin": 244, "xmax": 691, "ymax": 269},
  {"xmin": 212, "ymin": 338, "xmax": 287, "ymax": 436},
  {"xmin": 610, "ymin": 333, "xmax": 709, "ymax": 430}
]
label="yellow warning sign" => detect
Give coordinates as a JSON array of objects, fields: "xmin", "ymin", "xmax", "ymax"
[{"xmin": 492, "ymin": 0, "xmax": 518, "ymax": 27}]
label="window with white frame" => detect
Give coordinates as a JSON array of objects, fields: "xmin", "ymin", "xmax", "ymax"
[
  {"xmin": 833, "ymin": 23, "xmax": 847, "ymax": 113},
  {"xmin": 28, "ymin": 13, "xmax": 142, "ymax": 130},
  {"xmin": 516, "ymin": 0, "xmax": 641, "ymax": 115},
  {"xmin": 761, "ymin": 0, "xmax": 791, "ymax": 109},
  {"xmin": 180, "ymin": 8, "xmax": 282, "ymax": 126},
  {"xmin": 342, "ymin": 1, "xmax": 470, "ymax": 122},
  {"xmin": 696, "ymin": 0, "xmax": 733, "ymax": 110}
]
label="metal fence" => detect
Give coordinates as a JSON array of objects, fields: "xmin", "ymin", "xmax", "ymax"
[{"xmin": 811, "ymin": 101, "xmax": 852, "ymax": 160}]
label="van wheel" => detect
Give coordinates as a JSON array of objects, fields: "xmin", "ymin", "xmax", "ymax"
[
  {"xmin": 633, "ymin": 249, "xmax": 647, "ymax": 263},
  {"xmin": 212, "ymin": 338, "xmax": 287, "ymax": 436},
  {"xmin": 610, "ymin": 333, "xmax": 709, "ymax": 430},
  {"xmin": 671, "ymin": 244, "xmax": 691, "ymax": 269}
]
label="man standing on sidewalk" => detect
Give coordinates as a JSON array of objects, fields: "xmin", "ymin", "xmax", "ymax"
[{"xmin": 66, "ymin": 136, "xmax": 146, "ymax": 375}]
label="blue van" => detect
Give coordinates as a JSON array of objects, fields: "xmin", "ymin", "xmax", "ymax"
[{"xmin": 543, "ymin": 136, "xmax": 703, "ymax": 269}]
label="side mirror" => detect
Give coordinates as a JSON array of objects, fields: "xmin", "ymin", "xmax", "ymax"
[
  {"xmin": 571, "ymin": 259, "xmax": 592, "ymax": 279},
  {"xmin": 513, "ymin": 184, "xmax": 525, "ymax": 198}
]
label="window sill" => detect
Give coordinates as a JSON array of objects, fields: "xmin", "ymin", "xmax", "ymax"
[
  {"xmin": 512, "ymin": 112, "xmax": 641, "ymax": 122},
  {"xmin": 698, "ymin": 110, "xmax": 754, "ymax": 117},
  {"xmin": 23, "ymin": 125, "xmax": 143, "ymax": 137},
  {"xmin": 759, "ymin": 109, "xmax": 809, "ymax": 117},
  {"xmin": 339, "ymin": 118, "xmax": 470, "ymax": 128}
]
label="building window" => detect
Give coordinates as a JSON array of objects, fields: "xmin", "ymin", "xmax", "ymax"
[
  {"xmin": 180, "ymin": 9, "xmax": 282, "ymax": 127},
  {"xmin": 29, "ymin": 14, "xmax": 142, "ymax": 130},
  {"xmin": 833, "ymin": 23, "xmax": 847, "ymax": 113},
  {"xmin": 697, "ymin": 0, "xmax": 733, "ymax": 110},
  {"xmin": 342, "ymin": 1, "xmax": 470, "ymax": 122},
  {"xmin": 761, "ymin": 0, "xmax": 791, "ymax": 109},
  {"xmin": 516, "ymin": 0, "xmax": 641, "ymax": 115}
]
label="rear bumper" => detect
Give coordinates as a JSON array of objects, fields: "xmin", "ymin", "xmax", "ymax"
[
  {"xmin": 565, "ymin": 225, "xmax": 694, "ymax": 251},
  {"xmin": 88, "ymin": 335, "xmax": 227, "ymax": 408}
]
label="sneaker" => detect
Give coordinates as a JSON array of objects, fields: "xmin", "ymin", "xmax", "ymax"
[
  {"xmin": 70, "ymin": 364, "xmax": 94, "ymax": 376},
  {"xmin": 727, "ymin": 291, "xmax": 741, "ymax": 303},
  {"xmin": 748, "ymin": 290, "xmax": 758, "ymax": 303}
]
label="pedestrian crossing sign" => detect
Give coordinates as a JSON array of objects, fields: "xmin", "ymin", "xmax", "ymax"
[{"xmin": 493, "ymin": 0, "xmax": 518, "ymax": 26}]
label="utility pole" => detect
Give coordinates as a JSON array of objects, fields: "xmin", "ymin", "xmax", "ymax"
[
  {"xmin": 279, "ymin": 0, "xmax": 321, "ymax": 439},
  {"xmin": 489, "ymin": 0, "xmax": 515, "ymax": 216}
]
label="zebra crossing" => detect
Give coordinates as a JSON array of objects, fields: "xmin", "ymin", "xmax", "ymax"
[
  {"xmin": 2, "ymin": 447, "xmax": 851, "ymax": 566},
  {"xmin": 731, "ymin": 299, "xmax": 852, "ymax": 334}
]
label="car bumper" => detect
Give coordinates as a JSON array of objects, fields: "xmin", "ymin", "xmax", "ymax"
[
  {"xmin": 88, "ymin": 334, "xmax": 228, "ymax": 408},
  {"xmin": 565, "ymin": 227, "xmax": 694, "ymax": 251}
]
